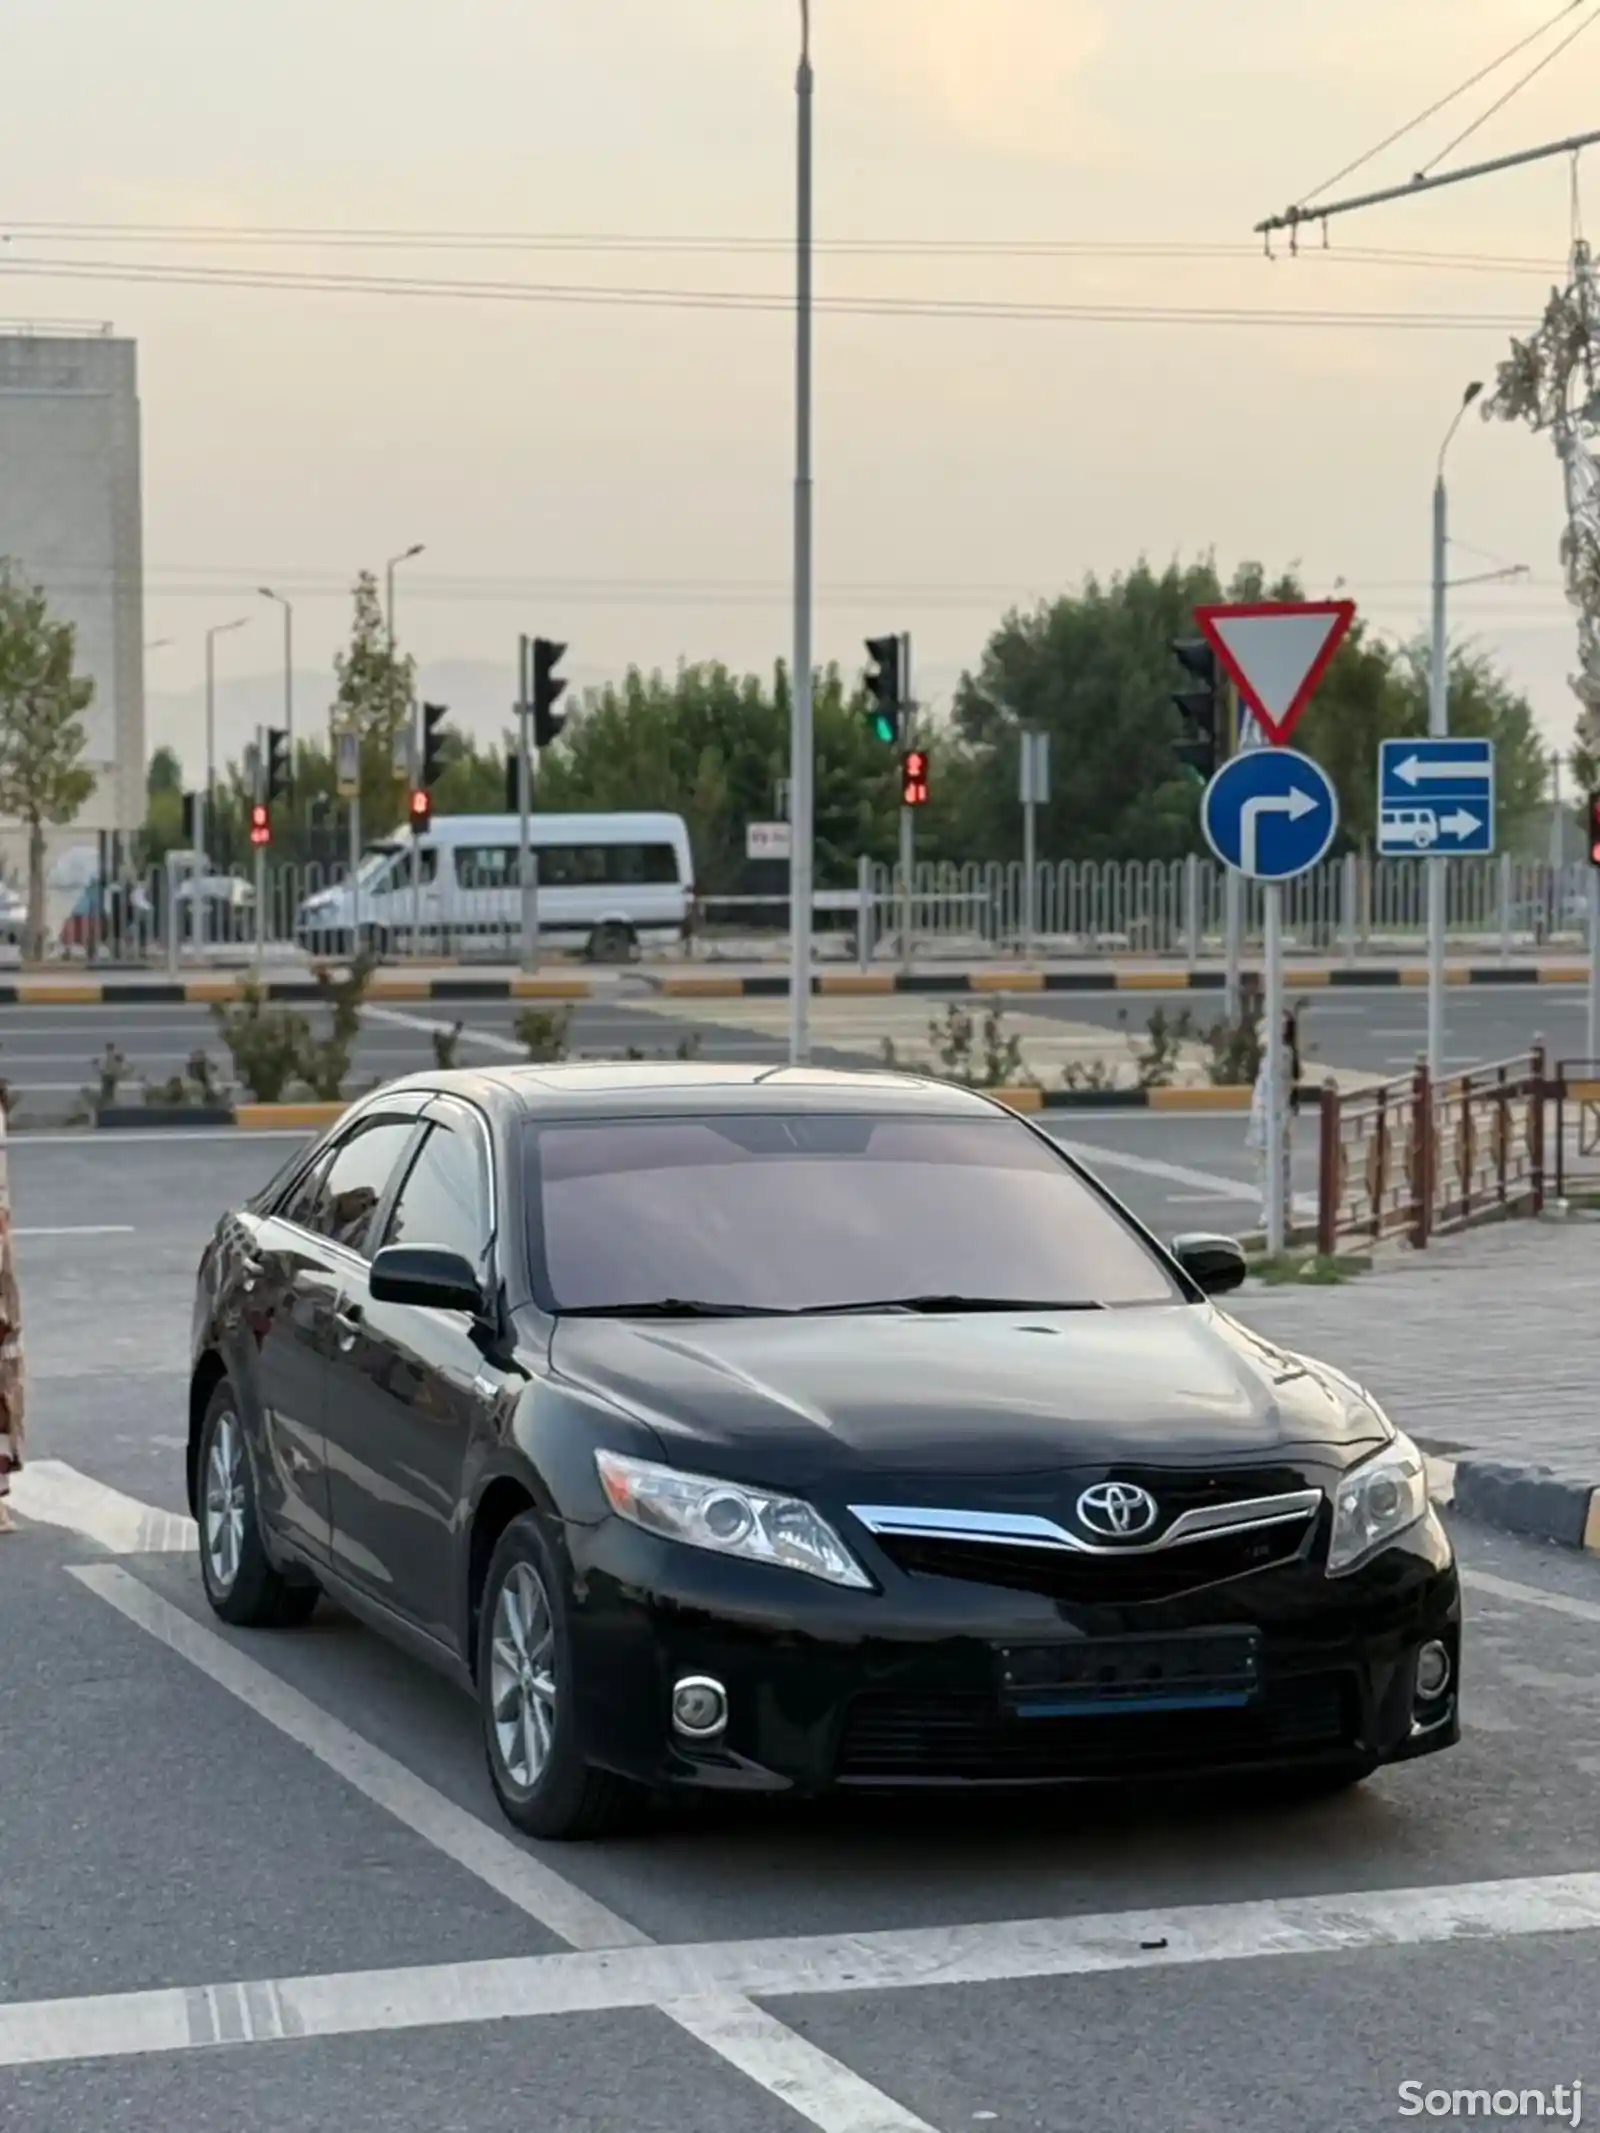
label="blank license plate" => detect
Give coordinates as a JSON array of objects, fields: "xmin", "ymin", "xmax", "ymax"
[{"xmin": 995, "ymin": 1630, "xmax": 1264, "ymax": 1717}]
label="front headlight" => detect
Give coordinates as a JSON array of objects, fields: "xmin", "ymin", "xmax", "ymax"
[
  {"xmin": 595, "ymin": 1450, "xmax": 872, "ymax": 1590},
  {"xmin": 1326, "ymin": 1432, "xmax": 1429, "ymax": 1577}
]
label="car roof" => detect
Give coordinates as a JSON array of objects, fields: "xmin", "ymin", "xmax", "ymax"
[{"xmin": 370, "ymin": 1060, "xmax": 1004, "ymax": 1120}]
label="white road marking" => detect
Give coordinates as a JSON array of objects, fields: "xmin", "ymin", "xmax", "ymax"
[
  {"xmin": 70, "ymin": 1560, "xmax": 926, "ymax": 2129},
  {"xmin": 364, "ymin": 1004, "xmax": 523, "ymax": 1056},
  {"xmin": 1464, "ymin": 1569, "xmax": 1600, "ymax": 1625},
  {"xmin": 663, "ymin": 1995, "xmax": 939, "ymax": 2133},
  {"xmin": 1053, "ymin": 1136, "xmax": 1319, "ymax": 1219},
  {"xmin": 8, "ymin": 1128, "xmax": 310, "ymax": 1147},
  {"xmin": 13, "ymin": 1462, "xmax": 196, "ymax": 1553},
  {"xmin": 71, "ymin": 1565, "xmax": 648, "ymax": 1953},
  {"xmin": 8, "ymin": 1868, "xmax": 1600, "ymax": 2074},
  {"xmin": 15, "ymin": 1223, "xmax": 136, "ymax": 1237}
]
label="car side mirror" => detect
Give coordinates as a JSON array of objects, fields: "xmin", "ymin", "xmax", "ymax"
[
  {"xmin": 1170, "ymin": 1233, "xmax": 1248, "ymax": 1298},
  {"xmin": 370, "ymin": 1243, "xmax": 485, "ymax": 1316}
]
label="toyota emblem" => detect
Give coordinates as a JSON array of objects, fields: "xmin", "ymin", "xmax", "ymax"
[{"xmin": 1076, "ymin": 1482, "xmax": 1159, "ymax": 1539}]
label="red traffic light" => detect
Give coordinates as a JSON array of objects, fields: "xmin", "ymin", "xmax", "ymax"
[
  {"xmin": 409, "ymin": 787, "xmax": 432, "ymax": 833},
  {"xmin": 1589, "ymin": 791, "xmax": 1600, "ymax": 867},
  {"xmin": 900, "ymin": 748, "xmax": 930, "ymax": 807},
  {"xmin": 248, "ymin": 802, "xmax": 271, "ymax": 848}
]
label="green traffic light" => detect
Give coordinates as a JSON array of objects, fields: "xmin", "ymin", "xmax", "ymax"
[{"xmin": 872, "ymin": 714, "xmax": 895, "ymax": 743}]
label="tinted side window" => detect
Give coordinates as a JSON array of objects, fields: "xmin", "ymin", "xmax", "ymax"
[
  {"xmin": 281, "ymin": 1147, "xmax": 335, "ymax": 1229},
  {"xmin": 383, "ymin": 1123, "xmax": 491, "ymax": 1271},
  {"xmin": 296, "ymin": 1119, "xmax": 419, "ymax": 1256},
  {"xmin": 457, "ymin": 845, "xmax": 515, "ymax": 890}
]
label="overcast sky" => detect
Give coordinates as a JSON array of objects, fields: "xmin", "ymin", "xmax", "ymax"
[{"xmin": 2, "ymin": 0, "xmax": 1594, "ymax": 766}]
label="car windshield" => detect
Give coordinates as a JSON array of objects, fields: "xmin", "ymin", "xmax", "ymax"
[
  {"xmin": 353, "ymin": 843, "xmax": 403, "ymax": 888},
  {"xmin": 527, "ymin": 1111, "xmax": 1180, "ymax": 1314}
]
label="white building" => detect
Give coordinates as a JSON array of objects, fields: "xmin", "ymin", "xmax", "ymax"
[{"xmin": 0, "ymin": 328, "xmax": 146, "ymax": 856}]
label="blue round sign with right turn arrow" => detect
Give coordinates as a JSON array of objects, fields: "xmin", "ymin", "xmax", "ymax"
[{"xmin": 1200, "ymin": 749, "xmax": 1339, "ymax": 882}]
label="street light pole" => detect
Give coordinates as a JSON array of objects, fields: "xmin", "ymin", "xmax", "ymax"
[
  {"xmin": 1426, "ymin": 380, "xmax": 1482, "ymax": 1086},
  {"xmin": 788, "ymin": 0, "xmax": 815, "ymax": 1066},
  {"xmin": 203, "ymin": 617, "xmax": 249, "ymax": 855},
  {"xmin": 258, "ymin": 588, "xmax": 294, "ymax": 751},
  {"xmin": 386, "ymin": 544, "xmax": 424, "ymax": 652}
]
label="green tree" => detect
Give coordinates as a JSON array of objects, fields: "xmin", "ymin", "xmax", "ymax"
[
  {"xmin": 146, "ymin": 744, "xmax": 183, "ymax": 796},
  {"xmin": 332, "ymin": 571, "xmax": 415, "ymax": 836},
  {"xmin": 0, "ymin": 564, "xmax": 97, "ymax": 957},
  {"xmin": 536, "ymin": 660, "xmax": 903, "ymax": 894},
  {"xmin": 948, "ymin": 558, "xmax": 1231, "ymax": 864}
]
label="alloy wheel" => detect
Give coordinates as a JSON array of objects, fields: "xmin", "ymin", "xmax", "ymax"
[
  {"xmin": 490, "ymin": 1561, "xmax": 559, "ymax": 1789},
  {"xmin": 203, "ymin": 1409, "xmax": 247, "ymax": 1592}
]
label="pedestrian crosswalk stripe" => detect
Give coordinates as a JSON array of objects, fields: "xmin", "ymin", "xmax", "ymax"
[{"xmin": 6, "ymin": 1866, "xmax": 1600, "ymax": 2073}]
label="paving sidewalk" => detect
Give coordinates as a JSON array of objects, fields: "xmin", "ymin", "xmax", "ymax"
[{"xmin": 1234, "ymin": 1219, "xmax": 1600, "ymax": 1552}]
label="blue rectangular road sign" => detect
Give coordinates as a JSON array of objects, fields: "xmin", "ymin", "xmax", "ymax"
[{"xmin": 1377, "ymin": 737, "xmax": 1495, "ymax": 856}]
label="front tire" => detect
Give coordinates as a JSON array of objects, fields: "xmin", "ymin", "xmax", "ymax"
[
  {"xmin": 477, "ymin": 1512, "xmax": 641, "ymax": 1840},
  {"xmin": 197, "ymin": 1382, "xmax": 318, "ymax": 1629}
]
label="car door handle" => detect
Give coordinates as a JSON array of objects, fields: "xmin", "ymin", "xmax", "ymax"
[{"xmin": 333, "ymin": 1300, "xmax": 364, "ymax": 1349}]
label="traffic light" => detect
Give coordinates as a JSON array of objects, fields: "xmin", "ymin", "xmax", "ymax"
[
  {"xmin": 249, "ymin": 802, "xmax": 271, "ymax": 849},
  {"xmin": 408, "ymin": 787, "xmax": 432, "ymax": 835},
  {"xmin": 532, "ymin": 638, "xmax": 568, "ymax": 750},
  {"xmin": 1170, "ymin": 638, "xmax": 1222, "ymax": 781},
  {"xmin": 1588, "ymin": 791, "xmax": 1600, "ymax": 867},
  {"xmin": 265, "ymin": 728, "xmax": 291, "ymax": 804},
  {"xmin": 505, "ymin": 753, "xmax": 521, "ymax": 814},
  {"xmin": 421, "ymin": 702, "xmax": 449, "ymax": 789},
  {"xmin": 182, "ymin": 792, "xmax": 200, "ymax": 846},
  {"xmin": 864, "ymin": 635, "xmax": 903, "ymax": 744},
  {"xmin": 900, "ymin": 748, "xmax": 930, "ymax": 808}
]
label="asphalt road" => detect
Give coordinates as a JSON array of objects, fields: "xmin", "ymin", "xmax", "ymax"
[
  {"xmin": 5, "ymin": 1136, "xmax": 1600, "ymax": 2132},
  {"xmin": 1029, "ymin": 981, "xmax": 1580, "ymax": 1079},
  {"xmin": 0, "ymin": 979, "xmax": 1575, "ymax": 1131}
]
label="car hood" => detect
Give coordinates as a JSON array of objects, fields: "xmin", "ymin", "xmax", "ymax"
[{"xmin": 550, "ymin": 1305, "xmax": 1389, "ymax": 1486}]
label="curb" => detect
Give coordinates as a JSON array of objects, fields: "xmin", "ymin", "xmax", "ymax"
[
  {"xmin": 645, "ymin": 964, "xmax": 1589, "ymax": 999},
  {"xmin": 989, "ymin": 1082, "xmax": 1278, "ymax": 1114},
  {"xmin": 1448, "ymin": 1456, "xmax": 1600, "ymax": 1554},
  {"xmin": 0, "ymin": 976, "xmax": 596, "ymax": 1006},
  {"xmin": 90, "ymin": 1100, "xmax": 350, "ymax": 1132}
]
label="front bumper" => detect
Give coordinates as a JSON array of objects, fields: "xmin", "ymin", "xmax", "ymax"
[{"xmin": 564, "ymin": 1508, "xmax": 1461, "ymax": 1794}]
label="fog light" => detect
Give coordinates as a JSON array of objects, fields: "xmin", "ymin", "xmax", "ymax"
[
  {"xmin": 1416, "ymin": 1640, "xmax": 1452, "ymax": 1701},
  {"xmin": 671, "ymin": 1676, "xmax": 728, "ymax": 1739}
]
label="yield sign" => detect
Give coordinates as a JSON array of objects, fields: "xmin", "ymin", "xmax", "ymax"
[{"xmin": 1194, "ymin": 599, "xmax": 1355, "ymax": 746}]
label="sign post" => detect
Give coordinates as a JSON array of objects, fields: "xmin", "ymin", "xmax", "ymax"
[
  {"xmin": 1202, "ymin": 749, "xmax": 1339, "ymax": 1256},
  {"xmin": 1378, "ymin": 737, "xmax": 1496, "ymax": 1083},
  {"xmin": 1194, "ymin": 600, "xmax": 1352, "ymax": 1257},
  {"xmin": 1019, "ymin": 729, "xmax": 1050, "ymax": 962}
]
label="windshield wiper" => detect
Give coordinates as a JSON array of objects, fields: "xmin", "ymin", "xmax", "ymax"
[
  {"xmin": 558, "ymin": 1298, "xmax": 797, "ymax": 1319},
  {"xmin": 798, "ymin": 1295, "xmax": 1106, "ymax": 1316}
]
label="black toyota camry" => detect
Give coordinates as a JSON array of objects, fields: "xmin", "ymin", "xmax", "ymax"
[{"xmin": 188, "ymin": 1063, "xmax": 1459, "ymax": 1838}]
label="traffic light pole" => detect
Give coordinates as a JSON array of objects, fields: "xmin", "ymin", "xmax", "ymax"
[
  {"xmin": 517, "ymin": 636, "xmax": 538, "ymax": 973},
  {"xmin": 1589, "ymin": 867, "xmax": 1600, "ymax": 1066},
  {"xmin": 253, "ymin": 724, "xmax": 266, "ymax": 981},
  {"xmin": 898, "ymin": 632, "xmax": 914, "ymax": 974}
]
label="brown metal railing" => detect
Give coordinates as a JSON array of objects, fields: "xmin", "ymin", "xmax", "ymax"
[{"xmin": 1315, "ymin": 1046, "xmax": 1546, "ymax": 1255}]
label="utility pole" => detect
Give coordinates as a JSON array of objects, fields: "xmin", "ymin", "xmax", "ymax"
[
  {"xmin": 1426, "ymin": 382, "xmax": 1483, "ymax": 1083},
  {"xmin": 788, "ymin": 0, "xmax": 815, "ymax": 1064}
]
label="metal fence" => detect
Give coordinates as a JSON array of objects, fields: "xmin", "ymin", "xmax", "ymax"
[
  {"xmin": 35, "ymin": 852, "xmax": 1600, "ymax": 967},
  {"xmin": 1313, "ymin": 1048, "xmax": 1547, "ymax": 1254}
]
